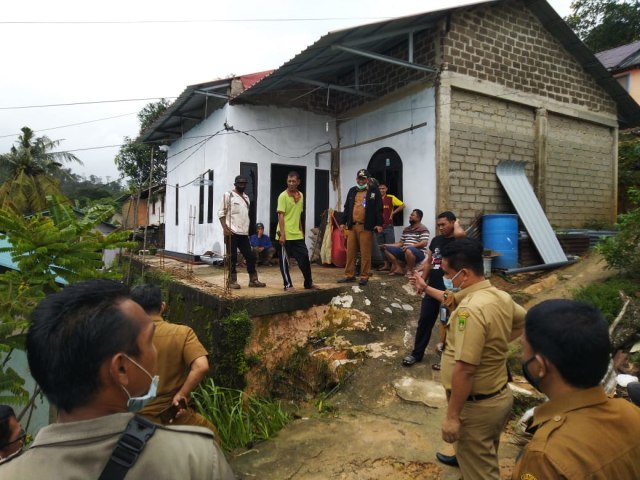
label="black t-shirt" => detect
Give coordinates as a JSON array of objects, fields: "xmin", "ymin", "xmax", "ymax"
[{"xmin": 427, "ymin": 235, "xmax": 456, "ymax": 289}]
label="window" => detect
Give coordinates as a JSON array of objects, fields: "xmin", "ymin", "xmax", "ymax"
[
  {"xmin": 175, "ymin": 184, "xmax": 179, "ymax": 225},
  {"xmin": 207, "ymin": 170, "xmax": 214, "ymax": 223},
  {"xmin": 198, "ymin": 174, "xmax": 205, "ymax": 224}
]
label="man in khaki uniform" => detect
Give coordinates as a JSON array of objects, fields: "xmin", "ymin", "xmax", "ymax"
[
  {"xmin": 439, "ymin": 239, "xmax": 524, "ymax": 480},
  {"xmin": 0, "ymin": 279, "xmax": 234, "ymax": 479},
  {"xmin": 130, "ymin": 284, "xmax": 217, "ymax": 434},
  {"xmin": 513, "ymin": 299, "xmax": 640, "ymax": 479}
]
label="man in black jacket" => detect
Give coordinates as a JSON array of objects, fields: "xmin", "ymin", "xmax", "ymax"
[{"xmin": 338, "ymin": 169, "xmax": 383, "ymax": 286}]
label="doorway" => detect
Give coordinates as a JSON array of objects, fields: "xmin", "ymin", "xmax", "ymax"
[
  {"xmin": 240, "ymin": 162, "xmax": 258, "ymax": 233},
  {"xmin": 368, "ymin": 148, "xmax": 403, "ymax": 226},
  {"xmin": 270, "ymin": 164, "xmax": 307, "ymax": 239}
]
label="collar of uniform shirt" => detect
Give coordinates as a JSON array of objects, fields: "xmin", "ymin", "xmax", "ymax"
[{"xmin": 287, "ymin": 190, "xmax": 301, "ymax": 202}]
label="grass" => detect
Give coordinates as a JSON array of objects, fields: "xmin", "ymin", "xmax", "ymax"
[
  {"xmin": 571, "ymin": 276, "xmax": 640, "ymax": 323},
  {"xmin": 192, "ymin": 378, "xmax": 291, "ymax": 452}
]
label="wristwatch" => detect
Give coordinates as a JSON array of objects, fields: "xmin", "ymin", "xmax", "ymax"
[{"xmin": 442, "ymin": 291, "xmax": 449, "ymax": 301}]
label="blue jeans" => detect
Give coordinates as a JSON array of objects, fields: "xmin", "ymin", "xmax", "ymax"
[{"xmin": 384, "ymin": 245, "xmax": 425, "ymax": 264}]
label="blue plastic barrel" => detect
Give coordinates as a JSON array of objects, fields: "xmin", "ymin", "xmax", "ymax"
[{"xmin": 482, "ymin": 214, "xmax": 518, "ymax": 269}]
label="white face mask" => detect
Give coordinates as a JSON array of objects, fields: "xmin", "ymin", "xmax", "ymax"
[
  {"xmin": 120, "ymin": 354, "xmax": 159, "ymax": 413},
  {"xmin": 443, "ymin": 270, "xmax": 463, "ymax": 292}
]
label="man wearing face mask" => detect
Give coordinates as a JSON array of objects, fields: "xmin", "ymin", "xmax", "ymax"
[
  {"xmin": 438, "ymin": 239, "xmax": 525, "ymax": 480},
  {"xmin": 0, "ymin": 279, "xmax": 234, "ymax": 479},
  {"xmin": 0, "ymin": 406, "xmax": 25, "ymax": 464},
  {"xmin": 513, "ymin": 299, "xmax": 640, "ymax": 479},
  {"xmin": 130, "ymin": 284, "xmax": 217, "ymax": 434},
  {"xmin": 338, "ymin": 168, "xmax": 383, "ymax": 286},
  {"xmin": 218, "ymin": 174, "xmax": 266, "ymax": 289}
]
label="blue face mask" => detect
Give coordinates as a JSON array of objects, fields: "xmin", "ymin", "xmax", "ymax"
[
  {"xmin": 443, "ymin": 270, "xmax": 463, "ymax": 292},
  {"xmin": 120, "ymin": 354, "xmax": 159, "ymax": 413}
]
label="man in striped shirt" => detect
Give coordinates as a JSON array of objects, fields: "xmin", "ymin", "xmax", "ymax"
[{"xmin": 382, "ymin": 209, "xmax": 430, "ymax": 276}]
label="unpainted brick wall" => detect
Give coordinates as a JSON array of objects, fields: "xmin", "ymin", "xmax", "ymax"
[
  {"xmin": 443, "ymin": 0, "xmax": 617, "ymax": 115},
  {"xmin": 449, "ymin": 89, "xmax": 535, "ymax": 227},
  {"xmin": 546, "ymin": 114, "xmax": 614, "ymax": 227}
]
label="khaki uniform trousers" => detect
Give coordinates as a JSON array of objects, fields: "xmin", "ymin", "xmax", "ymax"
[
  {"xmin": 345, "ymin": 223, "xmax": 373, "ymax": 279},
  {"xmin": 455, "ymin": 387, "xmax": 512, "ymax": 480}
]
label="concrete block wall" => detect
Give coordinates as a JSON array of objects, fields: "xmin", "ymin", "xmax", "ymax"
[
  {"xmin": 545, "ymin": 114, "xmax": 614, "ymax": 226},
  {"xmin": 449, "ymin": 89, "xmax": 536, "ymax": 226},
  {"xmin": 443, "ymin": 0, "xmax": 617, "ymax": 116}
]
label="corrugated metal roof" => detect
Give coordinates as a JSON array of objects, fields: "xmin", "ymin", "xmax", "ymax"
[
  {"xmin": 496, "ymin": 160, "xmax": 567, "ymax": 264},
  {"xmin": 596, "ymin": 40, "xmax": 640, "ymax": 70}
]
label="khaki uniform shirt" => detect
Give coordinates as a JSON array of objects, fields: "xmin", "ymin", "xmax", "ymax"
[
  {"xmin": 0, "ymin": 413, "xmax": 234, "ymax": 479},
  {"xmin": 441, "ymin": 280, "xmax": 525, "ymax": 394},
  {"xmin": 513, "ymin": 386, "xmax": 640, "ymax": 480},
  {"xmin": 352, "ymin": 190, "xmax": 366, "ymax": 224},
  {"xmin": 140, "ymin": 314, "xmax": 208, "ymax": 418}
]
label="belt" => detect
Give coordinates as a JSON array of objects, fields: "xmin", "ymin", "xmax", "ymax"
[
  {"xmin": 353, "ymin": 222, "xmax": 365, "ymax": 225},
  {"xmin": 468, "ymin": 384, "xmax": 508, "ymax": 402},
  {"xmin": 446, "ymin": 384, "xmax": 508, "ymax": 402}
]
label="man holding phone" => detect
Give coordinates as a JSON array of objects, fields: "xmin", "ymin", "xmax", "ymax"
[{"xmin": 130, "ymin": 284, "xmax": 217, "ymax": 435}]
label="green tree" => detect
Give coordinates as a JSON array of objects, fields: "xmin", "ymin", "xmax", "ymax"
[
  {"xmin": 115, "ymin": 99, "xmax": 170, "ymax": 189},
  {"xmin": 566, "ymin": 0, "xmax": 640, "ymax": 52},
  {"xmin": 598, "ymin": 188, "xmax": 640, "ymax": 276},
  {"xmin": 0, "ymin": 127, "xmax": 82, "ymax": 215},
  {"xmin": 0, "ymin": 196, "xmax": 133, "ymax": 408},
  {"xmin": 618, "ymin": 129, "xmax": 640, "ymax": 212}
]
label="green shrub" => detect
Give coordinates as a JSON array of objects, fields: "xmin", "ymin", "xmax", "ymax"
[
  {"xmin": 192, "ymin": 378, "xmax": 291, "ymax": 452},
  {"xmin": 572, "ymin": 277, "xmax": 640, "ymax": 323},
  {"xmin": 598, "ymin": 188, "xmax": 640, "ymax": 277}
]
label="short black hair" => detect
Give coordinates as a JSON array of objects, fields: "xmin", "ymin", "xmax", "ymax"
[
  {"xmin": 525, "ymin": 299, "xmax": 611, "ymax": 388},
  {"xmin": 412, "ymin": 209, "xmax": 424, "ymax": 220},
  {"xmin": 130, "ymin": 284, "xmax": 163, "ymax": 314},
  {"xmin": 437, "ymin": 211, "xmax": 456, "ymax": 222},
  {"xmin": 287, "ymin": 171, "xmax": 301, "ymax": 180},
  {"xmin": 441, "ymin": 238, "xmax": 484, "ymax": 275},
  {"xmin": 27, "ymin": 279, "xmax": 140, "ymax": 413},
  {"xmin": 0, "ymin": 406, "xmax": 16, "ymax": 446}
]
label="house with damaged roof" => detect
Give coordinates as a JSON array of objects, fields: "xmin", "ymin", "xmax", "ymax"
[{"xmin": 140, "ymin": 0, "xmax": 640, "ymax": 261}]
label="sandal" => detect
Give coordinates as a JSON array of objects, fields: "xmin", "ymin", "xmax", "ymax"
[{"xmin": 431, "ymin": 363, "xmax": 441, "ymax": 371}]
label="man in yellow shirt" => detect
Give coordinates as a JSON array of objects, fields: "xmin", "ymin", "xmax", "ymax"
[
  {"xmin": 513, "ymin": 299, "xmax": 640, "ymax": 479},
  {"xmin": 439, "ymin": 238, "xmax": 524, "ymax": 480},
  {"xmin": 276, "ymin": 171, "xmax": 317, "ymax": 291}
]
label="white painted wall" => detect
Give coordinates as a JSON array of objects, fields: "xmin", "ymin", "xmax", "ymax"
[
  {"xmin": 165, "ymin": 104, "xmax": 336, "ymax": 256},
  {"xmin": 338, "ymin": 88, "xmax": 438, "ymax": 236}
]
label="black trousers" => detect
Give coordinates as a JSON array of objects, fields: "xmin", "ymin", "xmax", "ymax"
[
  {"xmin": 410, "ymin": 293, "xmax": 442, "ymax": 360},
  {"xmin": 230, "ymin": 234, "xmax": 256, "ymax": 274},
  {"xmin": 278, "ymin": 239, "xmax": 313, "ymax": 289}
]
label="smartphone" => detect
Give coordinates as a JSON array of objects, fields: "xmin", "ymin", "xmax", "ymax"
[{"xmin": 159, "ymin": 398, "xmax": 187, "ymax": 424}]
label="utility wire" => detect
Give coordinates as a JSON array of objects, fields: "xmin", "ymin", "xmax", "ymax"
[
  {"xmin": 0, "ymin": 97, "xmax": 175, "ymax": 110},
  {"xmin": 0, "ymin": 17, "xmax": 390, "ymax": 25},
  {"xmin": 0, "ymin": 112, "xmax": 137, "ymax": 138}
]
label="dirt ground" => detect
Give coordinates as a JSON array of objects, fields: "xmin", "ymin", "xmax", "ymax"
[{"xmin": 226, "ymin": 252, "xmax": 614, "ymax": 479}]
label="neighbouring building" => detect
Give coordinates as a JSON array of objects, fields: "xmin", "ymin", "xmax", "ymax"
[
  {"xmin": 596, "ymin": 40, "xmax": 640, "ymax": 106},
  {"xmin": 141, "ymin": 0, "xmax": 640, "ymax": 261}
]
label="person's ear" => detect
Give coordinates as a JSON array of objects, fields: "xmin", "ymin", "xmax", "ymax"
[
  {"xmin": 110, "ymin": 353, "xmax": 130, "ymax": 386},
  {"xmin": 535, "ymin": 354, "xmax": 549, "ymax": 378},
  {"xmin": 160, "ymin": 301, "xmax": 167, "ymax": 315}
]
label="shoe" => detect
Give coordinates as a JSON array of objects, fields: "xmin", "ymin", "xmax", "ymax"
[
  {"xmin": 435, "ymin": 452, "xmax": 459, "ymax": 467},
  {"xmin": 305, "ymin": 284, "xmax": 321, "ymax": 290},
  {"xmin": 358, "ymin": 278, "xmax": 368, "ymax": 286},
  {"xmin": 337, "ymin": 277, "xmax": 356, "ymax": 283},
  {"xmin": 402, "ymin": 355, "xmax": 420, "ymax": 366}
]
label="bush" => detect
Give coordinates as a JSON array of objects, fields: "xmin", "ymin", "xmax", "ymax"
[
  {"xmin": 192, "ymin": 379, "xmax": 291, "ymax": 452},
  {"xmin": 572, "ymin": 277, "xmax": 639, "ymax": 323},
  {"xmin": 598, "ymin": 188, "xmax": 640, "ymax": 277}
]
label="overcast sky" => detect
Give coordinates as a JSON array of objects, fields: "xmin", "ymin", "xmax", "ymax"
[{"xmin": 0, "ymin": 0, "xmax": 574, "ymax": 182}]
